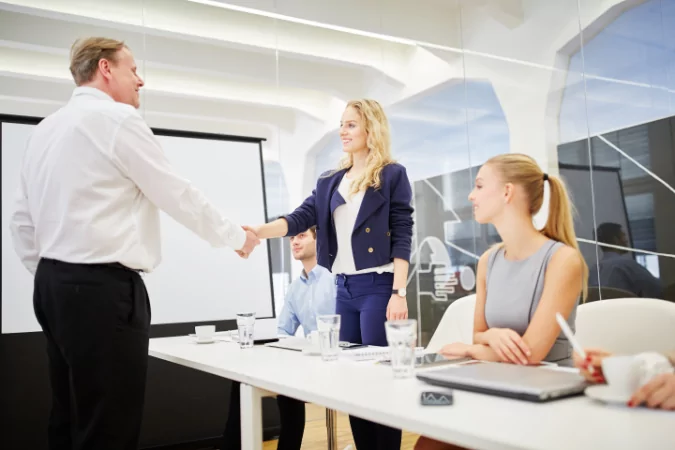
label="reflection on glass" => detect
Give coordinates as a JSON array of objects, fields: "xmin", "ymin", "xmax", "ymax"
[
  {"xmin": 589, "ymin": 222, "xmax": 663, "ymax": 300},
  {"xmin": 558, "ymin": 115, "xmax": 675, "ymax": 302}
]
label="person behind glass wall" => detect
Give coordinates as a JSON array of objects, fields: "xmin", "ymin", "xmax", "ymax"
[
  {"xmin": 589, "ymin": 222, "xmax": 662, "ymax": 298},
  {"xmin": 246, "ymin": 99, "xmax": 414, "ymax": 450},
  {"xmin": 222, "ymin": 226, "xmax": 335, "ymax": 450},
  {"xmin": 415, "ymin": 154, "xmax": 588, "ymax": 450},
  {"xmin": 9, "ymin": 37, "xmax": 259, "ymax": 450}
]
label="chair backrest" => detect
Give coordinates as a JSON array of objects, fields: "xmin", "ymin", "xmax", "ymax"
[
  {"xmin": 425, "ymin": 294, "xmax": 476, "ymax": 353},
  {"xmin": 586, "ymin": 286, "xmax": 637, "ymax": 303},
  {"xmin": 575, "ymin": 298, "xmax": 675, "ymax": 355}
]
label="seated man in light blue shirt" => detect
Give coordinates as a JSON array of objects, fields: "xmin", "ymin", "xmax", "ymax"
[
  {"xmin": 222, "ymin": 226, "xmax": 335, "ymax": 450},
  {"xmin": 278, "ymin": 228, "xmax": 336, "ymax": 337}
]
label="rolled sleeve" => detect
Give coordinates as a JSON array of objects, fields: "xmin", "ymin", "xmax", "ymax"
[
  {"xmin": 277, "ymin": 285, "xmax": 300, "ymax": 336},
  {"xmin": 389, "ymin": 166, "xmax": 414, "ymax": 262}
]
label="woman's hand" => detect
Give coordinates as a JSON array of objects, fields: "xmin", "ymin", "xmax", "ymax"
[
  {"xmin": 572, "ymin": 348, "xmax": 611, "ymax": 384},
  {"xmin": 629, "ymin": 373, "xmax": 675, "ymax": 410},
  {"xmin": 386, "ymin": 295, "xmax": 408, "ymax": 321},
  {"xmin": 483, "ymin": 328, "xmax": 531, "ymax": 365}
]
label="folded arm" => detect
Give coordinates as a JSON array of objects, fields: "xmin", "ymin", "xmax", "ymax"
[{"xmin": 521, "ymin": 246, "xmax": 584, "ymax": 363}]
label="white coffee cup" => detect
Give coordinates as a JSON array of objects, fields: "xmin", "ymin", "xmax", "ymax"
[
  {"xmin": 601, "ymin": 355, "xmax": 640, "ymax": 396},
  {"xmin": 195, "ymin": 325, "xmax": 216, "ymax": 342}
]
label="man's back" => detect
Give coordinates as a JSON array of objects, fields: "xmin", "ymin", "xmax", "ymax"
[
  {"xmin": 19, "ymin": 88, "xmax": 161, "ymax": 271},
  {"xmin": 589, "ymin": 252, "xmax": 663, "ymax": 298}
]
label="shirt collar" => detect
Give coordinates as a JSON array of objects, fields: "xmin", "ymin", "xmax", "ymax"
[
  {"xmin": 300, "ymin": 265, "xmax": 321, "ymax": 284},
  {"xmin": 72, "ymin": 86, "xmax": 116, "ymax": 103}
]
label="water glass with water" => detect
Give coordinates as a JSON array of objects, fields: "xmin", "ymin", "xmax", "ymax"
[
  {"xmin": 385, "ymin": 319, "xmax": 417, "ymax": 378},
  {"xmin": 316, "ymin": 314, "xmax": 341, "ymax": 361},
  {"xmin": 236, "ymin": 312, "xmax": 256, "ymax": 349}
]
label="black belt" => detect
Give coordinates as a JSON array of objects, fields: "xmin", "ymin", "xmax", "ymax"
[
  {"xmin": 41, "ymin": 258, "xmax": 143, "ymax": 273},
  {"xmin": 102, "ymin": 262, "xmax": 143, "ymax": 273}
]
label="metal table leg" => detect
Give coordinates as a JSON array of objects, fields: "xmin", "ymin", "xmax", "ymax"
[{"xmin": 325, "ymin": 407, "xmax": 338, "ymax": 450}]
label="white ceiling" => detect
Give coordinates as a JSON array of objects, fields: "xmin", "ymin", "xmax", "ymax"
[{"xmin": 0, "ymin": 0, "xmax": 648, "ymax": 176}]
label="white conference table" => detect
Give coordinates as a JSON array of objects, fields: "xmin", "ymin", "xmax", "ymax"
[{"xmin": 149, "ymin": 336, "xmax": 675, "ymax": 450}]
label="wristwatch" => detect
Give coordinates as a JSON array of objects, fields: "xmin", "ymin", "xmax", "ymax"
[{"xmin": 392, "ymin": 288, "xmax": 407, "ymax": 297}]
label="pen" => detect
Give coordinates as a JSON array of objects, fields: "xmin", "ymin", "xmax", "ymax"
[{"xmin": 555, "ymin": 312, "xmax": 595, "ymax": 375}]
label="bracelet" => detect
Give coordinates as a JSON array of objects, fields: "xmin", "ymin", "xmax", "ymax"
[{"xmin": 634, "ymin": 352, "xmax": 675, "ymax": 387}]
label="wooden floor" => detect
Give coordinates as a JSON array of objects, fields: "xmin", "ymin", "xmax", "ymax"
[{"xmin": 261, "ymin": 403, "xmax": 419, "ymax": 449}]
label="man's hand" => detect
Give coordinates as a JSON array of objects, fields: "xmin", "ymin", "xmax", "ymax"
[{"xmin": 236, "ymin": 227, "xmax": 260, "ymax": 259}]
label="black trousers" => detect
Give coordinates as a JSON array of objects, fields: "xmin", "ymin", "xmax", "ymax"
[
  {"xmin": 349, "ymin": 416, "xmax": 401, "ymax": 450},
  {"xmin": 221, "ymin": 381, "xmax": 306, "ymax": 450},
  {"xmin": 33, "ymin": 258, "xmax": 151, "ymax": 450}
]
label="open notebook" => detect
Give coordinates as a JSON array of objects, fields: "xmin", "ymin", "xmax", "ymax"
[{"xmin": 340, "ymin": 346, "xmax": 426, "ymax": 361}]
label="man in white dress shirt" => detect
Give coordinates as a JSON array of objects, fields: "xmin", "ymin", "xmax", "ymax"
[{"xmin": 9, "ymin": 37, "xmax": 259, "ymax": 450}]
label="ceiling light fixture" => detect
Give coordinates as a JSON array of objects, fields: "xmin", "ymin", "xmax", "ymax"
[{"xmin": 186, "ymin": 0, "xmax": 421, "ymax": 46}]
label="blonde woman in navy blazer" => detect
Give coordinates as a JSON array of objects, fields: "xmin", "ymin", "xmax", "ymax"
[{"xmin": 249, "ymin": 99, "xmax": 414, "ymax": 450}]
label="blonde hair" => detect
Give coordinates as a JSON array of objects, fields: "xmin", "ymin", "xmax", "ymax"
[
  {"xmin": 337, "ymin": 99, "xmax": 395, "ymax": 196},
  {"xmin": 69, "ymin": 37, "xmax": 127, "ymax": 86},
  {"xmin": 486, "ymin": 153, "xmax": 588, "ymax": 300}
]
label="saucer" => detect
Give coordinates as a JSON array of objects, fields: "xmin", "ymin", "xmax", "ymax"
[
  {"xmin": 584, "ymin": 385, "xmax": 631, "ymax": 405},
  {"xmin": 190, "ymin": 336, "xmax": 215, "ymax": 344}
]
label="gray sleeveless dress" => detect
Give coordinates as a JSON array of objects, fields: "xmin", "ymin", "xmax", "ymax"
[{"xmin": 484, "ymin": 240, "xmax": 579, "ymax": 366}]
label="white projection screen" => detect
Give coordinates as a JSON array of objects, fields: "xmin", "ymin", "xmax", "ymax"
[{"xmin": 2, "ymin": 120, "xmax": 274, "ymax": 334}]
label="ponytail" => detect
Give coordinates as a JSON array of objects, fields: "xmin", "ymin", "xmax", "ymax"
[
  {"xmin": 485, "ymin": 153, "xmax": 589, "ymax": 301},
  {"xmin": 542, "ymin": 175, "xmax": 589, "ymax": 300}
]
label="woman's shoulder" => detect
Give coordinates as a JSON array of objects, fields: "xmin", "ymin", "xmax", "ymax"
[
  {"xmin": 549, "ymin": 241, "xmax": 578, "ymax": 258},
  {"xmin": 381, "ymin": 162, "xmax": 407, "ymax": 176},
  {"xmin": 479, "ymin": 245, "xmax": 503, "ymax": 267},
  {"xmin": 547, "ymin": 242, "xmax": 583, "ymax": 271}
]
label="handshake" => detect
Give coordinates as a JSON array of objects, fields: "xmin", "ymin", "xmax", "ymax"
[{"xmin": 236, "ymin": 225, "xmax": 261, "ymax": 259}]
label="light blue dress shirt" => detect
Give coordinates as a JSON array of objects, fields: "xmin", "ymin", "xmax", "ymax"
[{"xmin": 277, "ymin": 264, "xmax": 336, "ymax": 337}]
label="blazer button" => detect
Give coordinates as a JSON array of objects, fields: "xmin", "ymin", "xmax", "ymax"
[
  {"xmin": 365, "ymin": 227, "xmax": 371, "ymax": 233},
  {"xmin": 368, "ymin": 247, "xmax": 374, "ymax": 253},
  {"xmin": 386, "ymin": 231, "xmax": 391, "ymax": 236}
]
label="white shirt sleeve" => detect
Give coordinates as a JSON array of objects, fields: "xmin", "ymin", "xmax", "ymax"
[
  {"xmin": 9, "ymin": 171, "xmax": 39, "ymax": 275},
  {"xmin": 111, "ymin": 112, "xmax": 247, "ymax": 250}
]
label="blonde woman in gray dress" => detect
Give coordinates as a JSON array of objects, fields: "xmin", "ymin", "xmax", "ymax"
[{"xmin": 416, "ymin": 153, "xmax": 588, "ymax": 450}]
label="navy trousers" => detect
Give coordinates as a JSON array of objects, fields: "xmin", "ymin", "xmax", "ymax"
[{"xmin": 336, "ymin": 272, "xmax": 402, "ymax": 450}]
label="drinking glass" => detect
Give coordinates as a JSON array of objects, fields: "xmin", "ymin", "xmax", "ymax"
[{"xmin": 385, "ymin": 319, "xmax": 417, "ymax": 378}]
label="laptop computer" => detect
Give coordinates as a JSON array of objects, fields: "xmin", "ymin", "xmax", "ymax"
[{"xmin": 416, "ymin": 361, "xmax": 588, "ymax": 402}]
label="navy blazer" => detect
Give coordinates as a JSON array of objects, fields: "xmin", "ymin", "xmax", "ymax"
[{"xmin": 284, "ymin": 163, "xmax": 414, "ymax": 272}]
